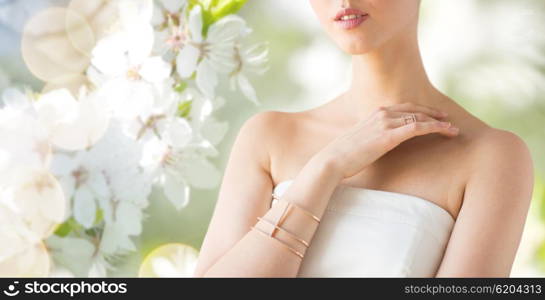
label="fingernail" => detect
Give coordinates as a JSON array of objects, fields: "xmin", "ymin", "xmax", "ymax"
[
  {"xmin": 440, "ymin": 122, "xmax": 451, "ymax": 127},
  {"xmin": 449, "ymin": 127, "xmax": 459, "ymax": 133}
]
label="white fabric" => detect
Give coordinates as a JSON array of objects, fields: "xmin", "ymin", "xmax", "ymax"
[{"xmin": 272, "ymin": 180, "xmax": 455, "ymax": 277}]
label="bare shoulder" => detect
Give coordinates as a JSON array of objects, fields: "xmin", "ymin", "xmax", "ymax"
[
  {"xmin": 464, "ymin": 126, "xmax": 534, "ymax": 202},
  {"xmin": 239, "ymin": 110, "xmax": 302, "ymax": 143},
  {"xmin": 235, "ymin": 110, "xmax": 304, "ymax": 169},
  {"xmin": 468, "ymin": 127, "xmax": 533, "ymax": 168},
  {"xmin": 241, "ymin": 110, "xmax": 295, "ymax": 131},
  {"xmin": 446, "ymin": 100, "xmax": 532, "ymax": 168}
]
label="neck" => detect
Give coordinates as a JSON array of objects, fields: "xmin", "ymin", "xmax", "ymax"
[{"xmin": 344, "ymin": 26, "xmax": 441, "ymax": 113}]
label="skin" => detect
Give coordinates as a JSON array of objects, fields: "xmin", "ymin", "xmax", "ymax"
[{"xmin": 193, "ymin": 0, "xmax": 534, "ymax": 277}]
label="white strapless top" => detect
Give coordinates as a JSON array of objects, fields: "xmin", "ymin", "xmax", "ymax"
[{"xmin": 272, "ymin": 180, "xmax": 455, "ymax": 277}]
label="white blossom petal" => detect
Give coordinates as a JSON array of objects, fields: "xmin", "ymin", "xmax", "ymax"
[
  {"xmin": 163, "ymin": 174, "xmax": 190, "ymax": 210},
  {"xmin": 151, "ymin": 3, "xmax": 166, "ymax": 26},
  {"xmin": 164, "ymin": 118, "xmax": 193, "ymax": 148},
  {"xmin": 188, "ymin": 5, "xmax": 203, "ymax": 43},
  {"xmin": 140, "ymin": 56, "xmax": 172, "ymax": 83},
  {"xmin": 176, "ymin": 44, "xmax": 200, "ymax": 78},
  {"xmin": 46, "ymin": 92, "xmax": 111, "ymax": 151},
  {"xmin": 160, "ymin": 0, "xmax": 186, "ymax": 14},
  {"xmin": 35, "ymin": 89, "xmax": 79, "ymax": 130},
  {"xmin": 49, "ymin": 153, "xmax": 79, "ymax": 177},
  {"xmin": 99, "ymin": 79, "xmax": 154, "ymax": 120},
  {"xmin": 196, "ymin": 59, "xmax": 218, "ymax": 99},
  {"xmin": 116, "ymin": 202, "xmax": 142, "ymax": 236},
  {"xmin": 0, "ymin": 241, "xmax": 50, "ymax": 277},
  {"xmin": 126, "ymin": 23, "xmax": 155, "ymax": 65},
  {"xmin": 91, "ymin": 33, "xmax": 130, "ymax": 76},
  {"xmin": 152, "ymin": 28, "xmax": 170, "ymax": 54},
  {"xmin": 119, "ymin": 0, "xmax": 154, "ymax": 27},
  {"xmin": 0, "ymin": 205, "xmax": 31, "ymax": 259},
  {"xmin": 207, "ymin": 15, "xmax": 246, "ymax": 44},
  {"xmin": 237, "ymin": 74, "xmax": 259, "ymax": 105},
  {"xmin": 46, "ymin": 235, "xmax": 95, "ymax": 277},
  {"xmin": 0, "ymin": 110, "xmax": 51, "ymax": 182},
  {"xmin": 10, "ymin": 170, "xmax": 66, "ymax": 239},
  {"xmin": 73, "ymin": 187, "xmax": 97, "ymax": 229},
  {"xmin": 100, "ymin": 224, "xmax": 135, "ymax": 254},
  {"xmin": 140, "ymin": 135, "xmax": 168, "ymax": 169}
]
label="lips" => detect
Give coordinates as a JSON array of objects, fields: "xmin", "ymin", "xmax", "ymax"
[{"xmin": 334, "ymin": 8, "xmax": 369, "ymax": 30}]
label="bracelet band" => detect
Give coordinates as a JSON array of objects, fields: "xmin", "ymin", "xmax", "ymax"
[
  {"xmin": 272, "ymin": 196, "xmax": 291, "ymax": 237},
  {"xmin": 257, "ymin": 217, "xmax": 310, "ymax": 248},
  {"xmin": 272, "ymin": 193, "xmax": 321, "ymax": 224},
  {"xmin": 251, "ymin": 226, "xmax": 304, "ymax": 259}
]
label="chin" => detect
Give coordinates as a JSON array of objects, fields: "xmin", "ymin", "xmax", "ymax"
[
  {"xmin": 334, "ymin": 34, "xmax": 380, "ymax": 55},
  {"xmin": 339, "ymin": 41, "xmax": 375, "ymax": 55}
]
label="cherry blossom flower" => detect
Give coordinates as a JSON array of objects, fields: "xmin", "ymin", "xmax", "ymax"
[
  {"xmin": 90, "ymin": 0, "xmax": 171, "ymax": 121},
  {"xmin": 152, "ymin": 0, "xmax": 188, "ymax": 59},
  {"xmin": 229, "ymin": 42, "xmax": 269, "ymax": 105},
  {"xmin": 1, "ymin": 0, "xmax": 268, "ymax": 277},
  {"xmin": 176, "ymin": 5, "xmax": 247, "ymax": 99}
]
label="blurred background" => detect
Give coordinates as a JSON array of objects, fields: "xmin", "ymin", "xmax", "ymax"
[{"xmin": 1, "ymin": 0, "xmax": 545, "ymax": 277}]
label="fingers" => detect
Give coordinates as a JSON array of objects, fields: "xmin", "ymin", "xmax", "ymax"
[
  {"xmin": 380, "ymin": 102, "xmax": 448, "ymax": 120},
  {"xmin": 371, "ymin": 102, "xmax": 459, "ymax": 147},
  {"xmin": 389, "ymin": 120, "xmax": 460, "ymax": 142}
]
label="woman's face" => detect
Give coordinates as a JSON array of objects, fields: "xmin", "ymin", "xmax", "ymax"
[{"xmin": 309, "ymin": 0, "xmax": 421, "ymax": 54}]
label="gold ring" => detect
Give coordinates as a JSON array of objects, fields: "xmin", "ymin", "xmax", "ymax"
[{"xmin": 404, "ymin": 113, "xmax": 417, "ymax": 125}]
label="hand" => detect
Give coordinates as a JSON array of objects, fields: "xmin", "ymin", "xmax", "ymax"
[{"xmin": 315, "ymin": 102, "xmax": 459, "ymax": 180}]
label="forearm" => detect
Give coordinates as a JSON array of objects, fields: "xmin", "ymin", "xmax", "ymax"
[{"xmin": 201, "ymin": 156, "xmax": 342, "ymax": 277}]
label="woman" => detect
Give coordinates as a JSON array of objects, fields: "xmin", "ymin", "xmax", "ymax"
[{"xmin": 193, "ymin": 0, "xmax": 534, "ymax": 277}]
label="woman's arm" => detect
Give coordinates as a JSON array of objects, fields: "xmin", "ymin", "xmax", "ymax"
[
  {"xmin": 194, "ymin": 103, "xmax": 456, "ymax": 277},
  {"xmin": 193, "ymin": 112, "xmax": 342, "ymax": 277},
  {"xmin": 435, "ymin": 129, "xmax": 534, "ymax": 277}
]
